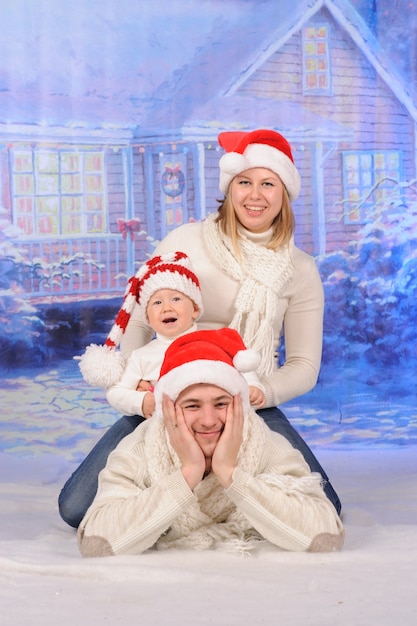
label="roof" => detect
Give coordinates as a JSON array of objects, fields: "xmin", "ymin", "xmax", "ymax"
[{"xmin": 0, "ymin": 0, "xmax": 415, "ymax": 137}]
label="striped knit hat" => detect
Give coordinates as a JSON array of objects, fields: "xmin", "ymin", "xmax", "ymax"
[{"xmin": 76, "ymin": 251, "xmax": 203, "ymax": 388}]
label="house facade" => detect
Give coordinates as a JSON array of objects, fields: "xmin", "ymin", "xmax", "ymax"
[{"xmin": 1, "ymin": 0, "xmax": 416, "ymax": 304}]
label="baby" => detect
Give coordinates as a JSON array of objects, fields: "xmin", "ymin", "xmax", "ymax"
[{"xmin": 78, "ymin": 251, "xmax": 265, "ymax": 418}]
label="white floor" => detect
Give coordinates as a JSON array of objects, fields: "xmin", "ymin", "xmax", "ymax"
[{"xmin": 1, "ymin": 446, "xmax": 416, "ymax": 626}]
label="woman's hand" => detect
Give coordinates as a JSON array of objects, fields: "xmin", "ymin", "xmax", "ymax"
[
  {"xmin": 211, "ymin": 394, "xmax": 244, "ymax": 488},
  {"xmin": 162, "ymin": 394, "xmax": 205, "ymax": 490}
]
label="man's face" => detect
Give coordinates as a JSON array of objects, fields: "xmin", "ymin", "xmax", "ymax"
[{"xmin": 175, "ymin": 384, "xmax": 233, "ymax": 459}]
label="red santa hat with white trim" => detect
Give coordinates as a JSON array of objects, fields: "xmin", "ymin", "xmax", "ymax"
[
  {"xmin": 154, "ymin": 327, "xmax": 260, "ymax": 415},
  {"xmin": 76, "ymin": 251, "xmax": 203, "ymax": 389},
  {"xmin": 218, "ymin": 128, "xmax": 301, "ymax": 200}
]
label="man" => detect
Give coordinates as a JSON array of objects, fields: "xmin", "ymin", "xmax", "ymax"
[{"xmin": 78, "ymin": 328, "xmax": 344, "ymax": 557}]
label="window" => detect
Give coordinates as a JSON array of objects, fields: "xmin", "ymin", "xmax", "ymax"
[
  {"xmin": 302, "ymin": 25, "xmax": 331, "ymax": 94},
  {"xmin": 11, "ymin": 148, "xmax": 107, "ymax": 236},
  {"xmin": 342, "ymin": 150, "xmax": 402, "ymax": 223}
]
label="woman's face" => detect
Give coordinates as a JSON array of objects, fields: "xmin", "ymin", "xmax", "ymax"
[{"xmin": 230, "ymin": 167, "xmax": 284, "ymax": 233}]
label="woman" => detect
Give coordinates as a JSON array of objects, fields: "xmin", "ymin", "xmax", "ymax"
[{"xmin": 59, "ymin": 128, "xmax": 341, "ymax": 528}]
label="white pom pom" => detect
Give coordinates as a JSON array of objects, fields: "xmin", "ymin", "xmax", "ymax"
[
  {"xmin": 75, "ymin": 344, "xmax": 126, "ymax": 388},
  {"xmin": 233, "ymin": 349, "xmax": 261, "ymax": 373}
]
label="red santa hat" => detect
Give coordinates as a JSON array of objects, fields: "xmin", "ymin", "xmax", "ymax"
[
  {"xmin": 154, "ymin": 328, "xmax": 260, "ymax": 414},
  {"xmin": 76, "ymin": 251, "xmax": 203, "ymax": 388},
  {"xmin": 218, "ymin": 128, "xmax": 301, "ymax": 200}
]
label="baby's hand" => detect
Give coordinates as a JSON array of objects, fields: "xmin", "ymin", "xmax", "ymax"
[
  {"xmin": 249, "ymin": 386, "xmax": 266, "ymax": 409},
  {"xmin": 136, "ymin": 379, "xmax": 154, "ymax": 392}
]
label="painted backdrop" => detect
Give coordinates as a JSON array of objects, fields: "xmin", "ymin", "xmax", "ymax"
[{"xmin": 1, "ymin": 0, "xmax": 416, "ymax": 465}]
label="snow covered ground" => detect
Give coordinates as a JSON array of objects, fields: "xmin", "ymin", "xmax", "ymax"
[
  {"xmin": 1, "ymin": 361, "xmax": 416, "ymax": 624},
  {"xmin": 1, "ymin": 446, "xmax": 416, "ymax": 625}
]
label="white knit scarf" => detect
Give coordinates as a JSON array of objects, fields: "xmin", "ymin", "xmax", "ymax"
[
  {"xmin": 202, "ymin": 213, "xmax": 294, "ymax": 378},
  {"xmin": 144, "ymin": 410, "xmax": 270, "ymax": 553}
]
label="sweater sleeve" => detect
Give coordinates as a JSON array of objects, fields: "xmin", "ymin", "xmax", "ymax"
[
  {"xmin": 77, "ymin": 439, "xmax": 196, "ymax": 557},
  {"xmin": 227, "ymin": 438, "xmax": 344, "ymax": 552},
  {"xmin": 106, "ymin": 350, "xmax": 149, "ymax": 417},
  {"xmin": 242, "ymin": 370, "xmax": 265, "ymax": 393},
  {"xmin": 262, "ymin": 252, "xmax": 324, "ymax": 406}
]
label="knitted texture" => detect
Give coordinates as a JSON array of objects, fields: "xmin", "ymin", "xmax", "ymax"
[
  {"xmin": 144, "ymin": 408, "xmax": 268, "ymax": 553},
  {"xmin": 135, "ymin": 252, "xmax": 203, "ymax": 322},
  {"xmin": 202, "ymin": 213, "xmax": 294, "ymax": 378}
]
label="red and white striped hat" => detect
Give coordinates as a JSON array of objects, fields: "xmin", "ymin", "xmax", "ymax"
[{"xmin": 76, "ymin": 251, "xmax": 203, "ymax": 388}]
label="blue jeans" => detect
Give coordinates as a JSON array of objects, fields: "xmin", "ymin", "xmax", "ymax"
[
  {"xmin": 58, "ymin": 415, "xmax": 145, "ymax": 528},
  {"xmin": 58, "ymin": 408, "xmax": 341, "ymax": 528}
]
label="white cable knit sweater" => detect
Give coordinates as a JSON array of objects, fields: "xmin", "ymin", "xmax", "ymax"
[
  {"xmin": 78, "ymin": 411, "xmax": 344, "ymax": 557},
  {"xmin": 120, "ymin": 219, "xmax": 324, "ymax": 407}
]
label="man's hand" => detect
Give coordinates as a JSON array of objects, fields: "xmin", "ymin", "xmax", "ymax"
[
  {"xmin": 211, "ymin": 394, "xmax": 244, "ymax": 488},
  {"xmin": 162, "ymin": 394, "xmax": 205, "ymax": 490}
]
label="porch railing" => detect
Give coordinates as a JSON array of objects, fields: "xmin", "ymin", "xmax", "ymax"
[{"xmin": 12, "ymin": 235, "xmax": 128, "ymax": 299}]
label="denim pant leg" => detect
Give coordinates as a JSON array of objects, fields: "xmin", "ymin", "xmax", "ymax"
[
  {"xmin": 257, "ymin": 407, "xmax": 342, "ymax": 515},
  {"xmin": 58, "ymin": 415, "xmax": 144, "ymax": 528}
]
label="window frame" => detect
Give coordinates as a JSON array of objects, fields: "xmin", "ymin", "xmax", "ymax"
[{"xmin": 10, "ymin": 146, "xmax": 107, "ymax": 237}]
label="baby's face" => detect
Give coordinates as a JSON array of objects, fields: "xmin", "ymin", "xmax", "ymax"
[{"xmin": 146, "ymin": 289, "xmax": 199, "ymax": 337}]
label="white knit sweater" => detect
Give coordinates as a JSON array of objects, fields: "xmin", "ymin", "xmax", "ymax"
[
  {"xmin": 120, "ymin": 220, "xmax": 324, "ymax": 407},
  {"xmin": 78, "ymin": 411, "xmax": 344, "ymax": 557}
]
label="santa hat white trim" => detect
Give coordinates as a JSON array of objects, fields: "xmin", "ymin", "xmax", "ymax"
[
  {"xmin": 219, "ymin": 144, "xmax": 301, "ymax": 200},
  {"xmin": 154, "ymin": 360, "xmax": 250, "ymax": 413},
  {"xmin": 219, "ymin": 143, "xmax": 301, "ymax": 200},
  {"xmin": 154, "ymin": 328, "xmax": 260, "ymax": 414},
  {"xmin": 218, "ymin": 129, "xmax": 301, "ymax": 200}
]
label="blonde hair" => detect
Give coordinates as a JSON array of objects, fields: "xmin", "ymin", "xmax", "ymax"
[{"xmin": 215, "ymin": 185, "xmax": 295, "ymax": 254}]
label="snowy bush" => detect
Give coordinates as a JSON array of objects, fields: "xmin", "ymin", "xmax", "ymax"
[{"xmin": 317, "ymin": 180, "xmax": 417, "ymax": 372}]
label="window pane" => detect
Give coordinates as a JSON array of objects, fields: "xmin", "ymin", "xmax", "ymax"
[
  {"xmin": 62, "ymin": 173, "xmax": 82, "ymax": 193},
  {"xmin": 14, "ymin": 174, "xmax": 34, "ymax": 194},
  {"xmin": 12, "ymin": 147, "xmax": 106, "ymax": 236},
  {"xmin": 62, "ymin": 212, "xmax": 82, "ymax": 235},
  {"xmin": 36, "ymin": 173, "xmax": 59, "ymax": 194},
  {"xmin": 61, "ymin": 153, "xmax": 81, "ymax": 173},
  {"xmin": 36, "ymin": 152, "xmax": 59, "ymax": 172},
  {"xmin": 13, "ymin": 151, "xmax": 33, "ymax": 172},
  {"xmin": 343, "ymin": 150, "xmax": 402, "ymax": 223},
  {"xmin": 62, "ymin": 196, "xmax": 83, "ymax": 213}
]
